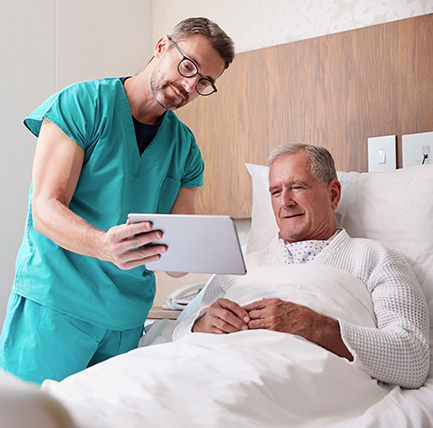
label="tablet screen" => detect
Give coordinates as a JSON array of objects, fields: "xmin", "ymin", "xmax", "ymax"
[{"xmin": 128, "ymin": 214, "xmax": 247, "ymax": 275}]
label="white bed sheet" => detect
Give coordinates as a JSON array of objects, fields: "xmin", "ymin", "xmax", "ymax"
[
  {"xmin": 41, "ymin": 264, "xmax": 433, "ymax": 428},
  {"xmin": 43, "ymin": 331, "xmax": 392, "ymax": 428}
]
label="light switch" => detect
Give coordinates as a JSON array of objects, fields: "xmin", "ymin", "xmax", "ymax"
[{"xmin": 368, "ymin": 135, "xmax": 396, "ymax": 172}]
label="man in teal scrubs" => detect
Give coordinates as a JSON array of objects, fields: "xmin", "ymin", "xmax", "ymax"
[{"xmin": 0, "ymin": 17, "xmax": 235, "ymax": 384}]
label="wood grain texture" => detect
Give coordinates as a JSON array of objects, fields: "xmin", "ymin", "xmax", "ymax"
[{"xmin": 177, "ymin": 14, "xmax": 433, "ymax": 218}]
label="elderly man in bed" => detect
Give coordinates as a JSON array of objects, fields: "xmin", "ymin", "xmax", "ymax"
[{"xmin": 173, "ymin": 143, "xmax": 430, "ymax": 389}]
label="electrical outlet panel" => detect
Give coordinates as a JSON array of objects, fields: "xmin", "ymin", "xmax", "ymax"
[{"xmin": 402, "ymin": 132, "xmax": 433, "ymax": 168}]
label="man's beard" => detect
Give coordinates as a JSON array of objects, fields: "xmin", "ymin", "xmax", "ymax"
[{"xmin": 150, "ymin": 73, "xmax": 189, "ymax": 111}]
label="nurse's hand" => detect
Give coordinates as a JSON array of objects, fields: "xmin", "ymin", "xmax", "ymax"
[{"xmin": 101, "ymin": 221, "xmax": 167, "ymax": 270}]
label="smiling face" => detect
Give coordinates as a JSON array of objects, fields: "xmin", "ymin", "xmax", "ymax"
[
  {"xmin": 269, "ymin": 151, "xmax": 341, "ymax": 243},
  {"xmin": 150, "ymin": 34, "xmax": 226, "ymax": 110}
]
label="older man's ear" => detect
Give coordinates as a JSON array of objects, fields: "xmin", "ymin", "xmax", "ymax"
[{"xmin": 330, "ymin": 179, "xmax": 342, "ymax": 210}]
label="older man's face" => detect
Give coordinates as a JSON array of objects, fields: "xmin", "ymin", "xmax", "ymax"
[{"xmin": 269, "ymin": 152, "xmax": 340, "ymax": 243}]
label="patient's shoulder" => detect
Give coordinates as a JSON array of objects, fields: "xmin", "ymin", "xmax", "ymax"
[
  {"xmin": 340, "ymin": 230, "xmax": 412, "ymax": 268},
  {"xmin": 245, "ymin": 235, "xmax": 281, "ymax": 268}
]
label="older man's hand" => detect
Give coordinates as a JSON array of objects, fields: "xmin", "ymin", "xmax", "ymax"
[
  {"xmin": 243, "ymin": 298, "xmax": 353, "ymax": 361},
  {"xmin": 192, "ymin": 298, "xmax": 250, "ymax": 334}
]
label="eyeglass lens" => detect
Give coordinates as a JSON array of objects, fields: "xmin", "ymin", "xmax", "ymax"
[{"xmin": 178, "ymin": 59, "xmax": 215, "ymax": 96}]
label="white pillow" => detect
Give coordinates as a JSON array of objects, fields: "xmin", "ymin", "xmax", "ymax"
[
  {"xmin": 245, "ymin": 163, "xmax": 277, "ymax": 253},
  {"xmin": 245, "ymin": 163, "xmax": 433, "ymax": 325}
]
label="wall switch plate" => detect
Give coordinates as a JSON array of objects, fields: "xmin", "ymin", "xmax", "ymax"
[
  {"xmin": 402, "ymin": 131, "xmax": 433, "ymax": 168},
  {"xmin": 368, "ymin": 135, "xmax": 396, "ymax": 172}
]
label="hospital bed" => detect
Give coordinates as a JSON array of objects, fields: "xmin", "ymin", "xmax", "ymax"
[{"xmin": 5, "ymin": 162, "xmax": 428, "ymax": 428}]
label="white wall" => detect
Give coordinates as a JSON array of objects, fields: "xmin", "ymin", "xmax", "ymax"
[
  {"xmin": 152, "ymin": 0, "xmax": 433, "ymax": 52},
  {"xmin": 0, "ymin": 0, "xmax": 55, "ymax": 326},
  {"xmin": 0, "ymin": 0, "xmax": 153, "ymax": 325},
  {"xmin": 55, "ymin": 1, "xmax": 153, "ymax": 90}
]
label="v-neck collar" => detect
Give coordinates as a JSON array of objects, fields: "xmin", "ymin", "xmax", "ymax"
[{"xmin": 117, "ymin": 79, "xmax": 175, "ymax": 177}]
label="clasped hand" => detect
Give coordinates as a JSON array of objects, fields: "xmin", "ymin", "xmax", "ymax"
[
  {"xmin": 193, "ymin": 297, "xmax": 327, "ymax": 339},
  {"xmin": 192, "ymin": 297, "xmax": 353, "ymax": 361}
]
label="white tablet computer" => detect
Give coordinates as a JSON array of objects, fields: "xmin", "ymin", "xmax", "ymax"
[{"xmin": 128, "ymin": 214, "xmax": 247, "ymax": 275}]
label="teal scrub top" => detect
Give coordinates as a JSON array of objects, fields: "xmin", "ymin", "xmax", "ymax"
[{"xmin": 13, "ymin": 78, "xmax": 204, "ymax": 330}]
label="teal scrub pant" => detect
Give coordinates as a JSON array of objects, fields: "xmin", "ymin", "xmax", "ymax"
[{"xmin": 0, "ymin": 293, "xmax": 144, "ymax": 385}]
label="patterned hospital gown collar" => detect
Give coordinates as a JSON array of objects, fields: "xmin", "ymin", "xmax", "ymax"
[{"xmin": 278, "ymin": 229, "xmax": 341, "ymax": 264}]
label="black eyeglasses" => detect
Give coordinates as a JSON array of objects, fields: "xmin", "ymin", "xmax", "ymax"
[{"xmin": 169, "ymin": 37, "xmax": 217, "ymax": 96}]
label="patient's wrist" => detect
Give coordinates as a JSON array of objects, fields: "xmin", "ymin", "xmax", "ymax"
[
  {"xmin": 318, "ymin": 317, "xmax": 354, "ymax": 361},
  {"xmin": 192, "ymin": 315, "xmax": 205, "ymax": 333}
]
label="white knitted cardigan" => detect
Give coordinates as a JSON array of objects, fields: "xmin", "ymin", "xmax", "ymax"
[{"xmin": 173, "ymin": 229, "xmax": 430, "ymax": 389}]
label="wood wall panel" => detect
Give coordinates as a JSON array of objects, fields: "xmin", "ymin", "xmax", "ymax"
[{"xmin": 177, "ymin": 14, "xmax": 433, "ymax": 218}]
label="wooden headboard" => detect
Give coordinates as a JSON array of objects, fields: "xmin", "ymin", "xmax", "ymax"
[{"xmin": 177, "ymin": 14, "xmax": 433, "ymax": 218}]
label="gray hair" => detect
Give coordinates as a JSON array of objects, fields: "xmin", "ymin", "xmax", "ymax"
[
  {"xmin": 268, "ymin": 143, "xmax": 337, "ymax": 185},
  {"xmin": 168, "ymin": 17, "xmax": 235, "ymax": 70}
]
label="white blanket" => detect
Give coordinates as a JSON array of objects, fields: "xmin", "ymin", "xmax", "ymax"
[
  {"xmin": 42, "ymin": 265, "xmax": 431, "ymax": 428},
  {"xmin": 223, "ymin": 264, "xmax": 376, "ymax": 328}
]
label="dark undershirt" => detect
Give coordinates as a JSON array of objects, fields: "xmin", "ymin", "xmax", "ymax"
[{"xmin": 119, "ymin": 77, "xmax": 165, "ymax": 155}]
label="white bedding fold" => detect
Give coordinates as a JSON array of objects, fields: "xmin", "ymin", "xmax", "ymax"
[{"xmin": 222, "ymin": 264, "xmax": 377, "ymax": 328}]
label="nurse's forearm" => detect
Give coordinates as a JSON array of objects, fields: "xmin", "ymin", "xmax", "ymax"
[
  {"xmin": 32, "ymin": 198, "xmax": 168, "ymax": 270},
  {"xmin": 32, "ymin": 197, "xmax": 106, "ymax": 258}
]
